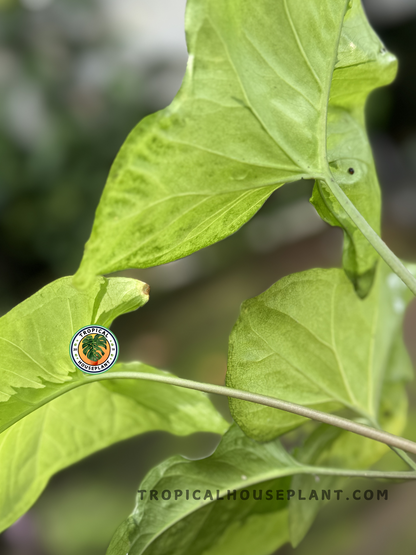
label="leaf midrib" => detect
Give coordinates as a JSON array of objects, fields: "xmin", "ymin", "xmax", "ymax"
[
  {"xmin": 0, "ymin": 378, "xmax": 86, "ymax": 435},
  {"xmin": 206, "ymin": 14, "xmax": 305, "ymax": 170},
  {"xmin": 321, "ymin": 0, "xmax": 352, "ymax": 172}
]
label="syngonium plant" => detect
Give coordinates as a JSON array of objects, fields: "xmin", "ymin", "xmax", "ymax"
[{"xmin": 1, "ymin": 1, "xmax": 416, "ymax": 554}]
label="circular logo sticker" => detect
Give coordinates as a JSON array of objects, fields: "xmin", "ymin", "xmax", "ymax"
[{"xmin": 69, "ymin": 325, "xmax": 118, "ymax": 374}]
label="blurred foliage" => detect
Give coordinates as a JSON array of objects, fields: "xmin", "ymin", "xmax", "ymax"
[{"xmin": 0, "ymin": 0, "xmax": 147, "ymax": 308}]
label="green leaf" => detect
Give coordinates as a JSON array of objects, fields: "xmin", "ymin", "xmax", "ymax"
[
  {"xmin": 107, "ymin": 378, "xmax": 413, "ymax": 555},
  {"xmin": 289, "ymin": 377, "xmax": 409, "ymax": 547},
  {"xmin": 74, "ymin": 0, "xmax": 395, "ymax": 294},
  {"xmin": 0, "ymin": 276, "xmax": 148, "ymax": 433},
  {"xmin": 226, "ymin": 262, "xmax": 414, "ymax": 441},
  {"xmin": 0, "ymin": 362, "xmax": 228, "ymax": 533},
  {"xmin": 106, "ymin": 425, "xmax": 304, "ymax": 555},
  {"xmin": 310, "ymin": 0, "xmax": 397, "ymax": 297},
  {"xmin": 100, "ymin": 362, "xmax": 229, "ymax": 437},
  {"xmin": 0, "ymin": 276, "xmax": 228, "ymax": 531}
]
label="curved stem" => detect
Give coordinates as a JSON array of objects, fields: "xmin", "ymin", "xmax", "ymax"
[
  {"xmin": 95, "ymin": 371, "xmax": 416, "ymax": 457},
  {"xmin": 324, "ymin": 174, "xmax": 416, "ymax": 296}
]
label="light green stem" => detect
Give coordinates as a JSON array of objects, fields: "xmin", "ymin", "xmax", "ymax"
[
  {"xmin": 302, "ymin": 465, "xmax": 416, "ymax": 480},
  {"xmin": 389, "ymin": 447, "xmax": 416, "ymax": 471},
  {"xmin": 4, "ymin": 369, "xmax": 416, "ymax": 479},
  {"xmin": 369, "ymin": 416, "xmax": 416, "ymax": 472},
  {"xmin": 94, "ymin": 371, "xmax": 416, "ymax": 458},
  {"xmin": 325, "ymin": 174, "xmax": 416, "ymax": 296}
]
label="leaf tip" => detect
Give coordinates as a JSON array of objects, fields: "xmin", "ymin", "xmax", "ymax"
[{"xmin": 142, "ymin": 282, "xmax": 151, "ymax": 298}]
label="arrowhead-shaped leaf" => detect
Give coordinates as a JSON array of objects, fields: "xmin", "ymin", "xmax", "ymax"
[
  {"xmin": 106, "ymin": 425, "xmax": 302, "ymax": 555},
  {"xmin": 0, "ymin": 278, "xmax": 228, "ymax": 532},
  {"xmin": 74, "ymin": 0, "xmax": 396, "ymax": 296},
  {"xmin": 226, "ymin": 262, "xmax": 414, "ymax": 441}
]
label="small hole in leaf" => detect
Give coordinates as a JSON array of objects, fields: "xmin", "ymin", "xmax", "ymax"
[{"xmin": 348, "ymin": 167, "xmax": 355, "ymax": 175}]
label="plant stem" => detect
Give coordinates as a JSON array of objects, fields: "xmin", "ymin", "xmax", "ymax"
[
  {"xmin": 367, "ymin": 416, "xmax": 416, "ymax": 471},
  {"xmin": 324, "ymin": 175, "xmax": 416, "ymax": 296},
  {"xmin": 96, "ymin": 371, "xmax": 416, "ymax": 457},
  {"xmin": 303, "ymin": 466, "xmax": 416, "ymax": 480},
  {"xmin": 389, "ymin": 447, "xmax": 416, "ymax": 471}
]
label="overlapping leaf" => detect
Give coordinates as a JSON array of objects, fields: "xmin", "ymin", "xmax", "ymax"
[
  {"xmin": 106, "ymin": 334, "xmax": 412, "ymax": 554},
  {"xmin": 0, "ymin": 278, "xmax": 228, "ymax": 532},
  {"xmin": 226, "ymin": 262, "xmax": 415, "ymax": 441},
  {"xmin": 289, "ymin": 377, "xmax": 409, "ymax": 547},
  {"xmin": 107, "ymin": 380, "xmax": 411, "ymax": 555},
  {"xmin": 106, "ymin": 425, "xmax": 302, "ymax": 555},
  {"xmin": 74, "ymin": 0, "xmax": 395, "ymax": 295},
  {"xmin": 0, "ymin": 362, "xmax": 228, "ymax": 533},
  {"xmin": 310, "ymin": 0, "xmax": 397, "ymax": 296}
]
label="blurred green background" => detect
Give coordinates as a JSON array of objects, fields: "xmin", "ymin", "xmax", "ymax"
[{"xmin": 1, "ymin": 0, "xmax": 416, "ymax": 553}]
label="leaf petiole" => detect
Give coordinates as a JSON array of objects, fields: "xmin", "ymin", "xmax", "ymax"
[
  {"xmin": 94, "ymin": 370, "xmax": 416, "ymax": 458},
  {"xmin": 324, "ymin": 174, "xmax": 416, "ymax": 296},
  {"xmin": 301, "ymin": 465, "xmax": 416, "ymax": 481}
]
